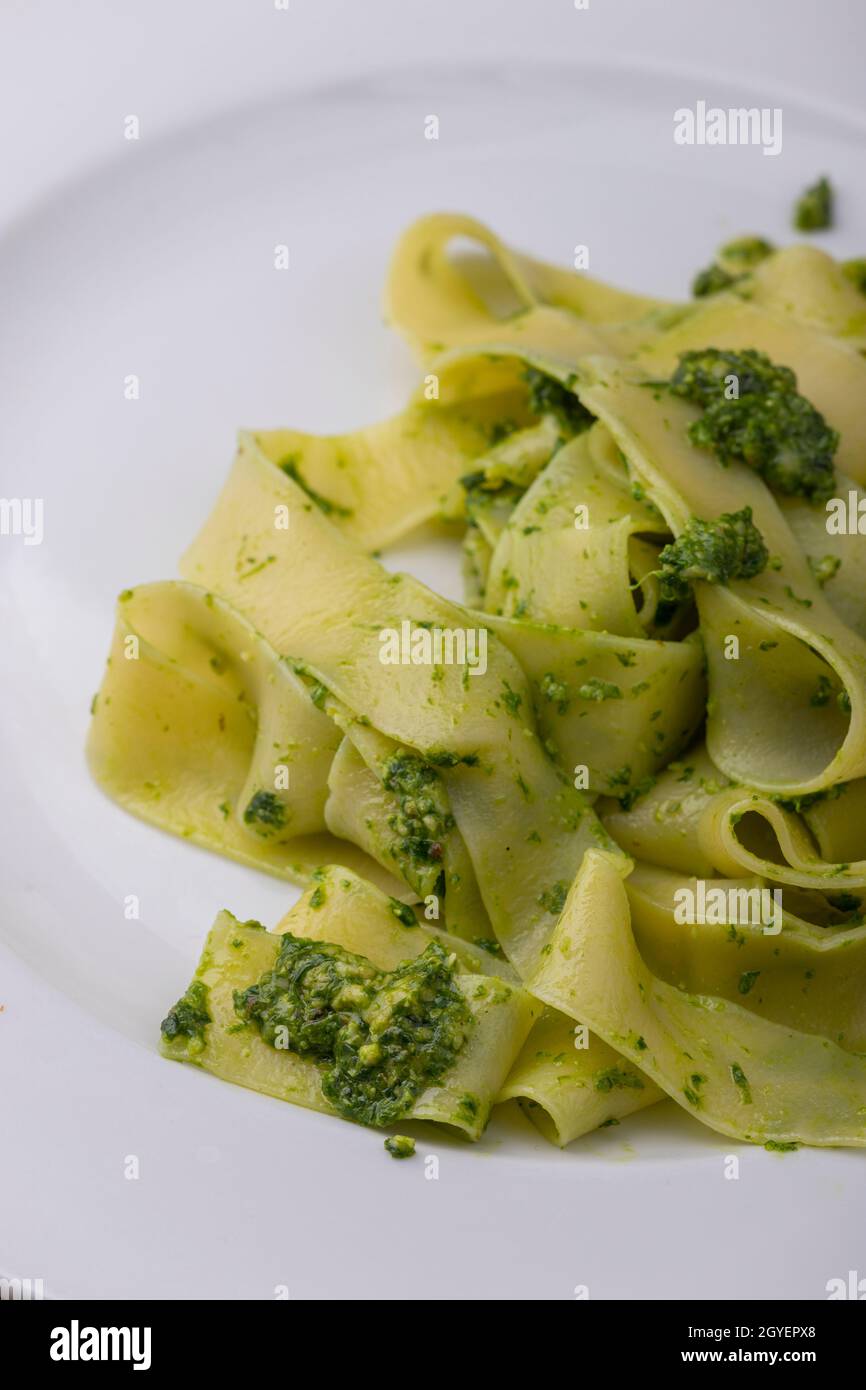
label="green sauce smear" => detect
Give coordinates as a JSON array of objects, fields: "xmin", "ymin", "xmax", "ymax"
[
  {"xmin": 161, "ymin": 980, "xmax": 211, "ymax": 1053},
  {"xmin": 234, "ymin": 934, "xmax": 473, "ymax": 1126}
]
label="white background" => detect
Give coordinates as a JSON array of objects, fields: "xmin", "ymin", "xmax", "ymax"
[{"xmin": 1, "ymin": 0, "xmax": 863, "ymax": 224}]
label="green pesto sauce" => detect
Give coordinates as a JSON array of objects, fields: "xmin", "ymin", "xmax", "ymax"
[
  {"xmin": 808, "ymin": 554, "xmax": 841, "ymax": 587},
  {"xmin": 539, "ymin": 672, "xmax": 570, "ymax": 715},
  {"xmin": 773, "ymin": 783, "xmax": 846, "ymax": 814},
  {"xmin": 793, "ymin": 176, "xmax": 833, "ymax": 232},
  {"xmin": 608, "ymin": 769, "xmax": 657, "ymax": 812},
  {"xmin": 666, "ymin": 348, "xmax": 838, "ymax": 503},
  {"xmin": 578, "ymin": 677, "xmax": 622, "ymax": 702},
  {"xmin": 389, "ymin": 898, "xmax": 418, "ymax": 928},
  {"xmin": 161, "ymin": 980, "xmax": 211, "ymax": 1051},
  {"xmin": 383, "ymin": 751, "xmax": 455, "ymax": 869},
  {"xmin": 718, "ymin": 235, "xmax": 775, "ymax": 268},
  {"xmin": 730, "ymin": 1062, "xmax": 753, "ymax": 1104},
  {"xmin": 594, "ymin": 1066, "xmax": 644, "ymax": 1093},
  {"xmin": 500, "ymin": 680, "xmax": 523, "ymax": 716},
  {"xmin": 656, "ymin": 506, "xmax": 768, "ymax": 607},
  {"xmin": 691, "ymin": 262, "xmax": 739, "ymax": 299},
  {"xmin": 691, "ymin": 237, "xmax": 774, "ymax": 298},
  {"xmin": 234, "ymin": 934, "xmax": 473, "ymax": 1127},
  {"xmin": 473, "ymin": 937, "xmax": 504, "ymax": 958},
  {"xmin": 523, "ymin": 367, "xmax": 593, "ymax": 435},
  {"xmin": 243, "ymin": 790, "xmax": 287, "ymax": 836},
  {"xmin": 384, "ymin": 1135, "xmax": 416, "ymax": 1159},
  {"xmin": 425, "ymin": 750, "xmax": 479, "ymax": 768},
  {"xmin": 538, "ymin": 881, "xmax": 569, "ymax": 916},
  {"xmin": 488, "ymin": 419, "xmax": 518, "ymax": 446}
]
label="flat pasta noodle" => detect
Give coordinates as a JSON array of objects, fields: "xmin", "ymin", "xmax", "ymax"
[
  {"xmin": 626, "ymin": 860, "xmax": 866, "ymax": 1051},
  {"xmin": 162, "ymin": 867, "xmax": 539, "ymax": 1139},
  {"xmin": 252, "ymin": 385, "xmax": 536, "ymax": 551},
  {"xmin": 179, "ymin": 429, "xmax": 623, "ymax": 972},
  {"xmin": 601, "ymin": 743, "xmax": 866, "ymax": 891},
  {"xmin": 482, "ymin": 427, "xmax": 669, "ymax": 632},
  {"xmin": 529, "ymin": 849, "xmax": 866, "ymax": 1147},
  {"xmin": 778, "ymin": 481, "xmax": 866, "ymax": 640},
  {"xmin": 697, "ymin": 784, "xmax": 866, "ymax": 890},
  {"xmin": 87, "ymin": 581, "xmax": 404, "ymax": 892},
  {"xmin": 743, "ymin": 244, "xmax": 866, "ymax": 351},
  {"xmin": 498, "ymin": 1006, "xmax": 664, "ymax": 1146},
  {"xmin": 484, "ymin": 612, "xmax": 706, "ymax": 798},
  {"xmin": 385, "ymin": 211, "xmax": 671, "ymax": 365}
]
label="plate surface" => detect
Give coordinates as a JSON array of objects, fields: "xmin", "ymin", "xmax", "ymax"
[{"xmin": 2, "ymin": 60, "xmax": 865, "ymax": 1299}]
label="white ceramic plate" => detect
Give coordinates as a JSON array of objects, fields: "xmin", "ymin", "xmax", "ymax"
[{"xmin": 2, "ymin": 61, "xmax": 865, "ymax": 1300}]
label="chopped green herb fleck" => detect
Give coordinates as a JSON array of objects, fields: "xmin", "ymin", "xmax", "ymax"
[
  {"xmin": 578, "ymin": 678, "xmax": 622, "ymax": 702},
  {"xmin": 389, "ymin": 898, "xmax": 418, "ymax": 928},
  {"xmin": 279, "ymin": 455, "xmax": 354, "ymax": 518},
  {"xmin": 594, "ymin": 1066, "xmax": 644, "ymax": 1093},
  {"xmin": 243, "ymin": 791, "xmax": 286, "ymax": 834},
  {"xmin": 793, "ymin": 176, "xmax": 833, "ymax": 232},
  {"xmin": 538, "ymin": 882, "xmax": 569, "ymax": 916},
  {"xmin": 730, "ymin": 1063, "xmax": 753, "ymax": 1103},
  {"xmin": 384, "ymin": 1135, "xmax": 416, "ymax": 1159},
  {"xmin": 808, "ymin": 554, "xmax": 841, "ymax": 587}
]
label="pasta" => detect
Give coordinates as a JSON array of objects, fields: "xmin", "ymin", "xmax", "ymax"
[{"xmin": 88, "ymin": 211, "xmax": 866, "ymax": 1152}]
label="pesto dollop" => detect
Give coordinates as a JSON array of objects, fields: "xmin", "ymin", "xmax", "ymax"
[
  {"xmin": 234, "ymin": 934, "xmax": 473, "ymax": 1126},
  {"xmin": 667, "ymin": 348, "xmax": 838, "ymax": 503},
  {"xmin": 656, "ymin": 506, "xmax": 768, "ymax": 607},
  {"xmin": 382, "ymin": 751, "xmax": 454, "ymax": 870},
  {"xmin": 793, "ymin": 176, "xmax": 833, "ymax": 232}
]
